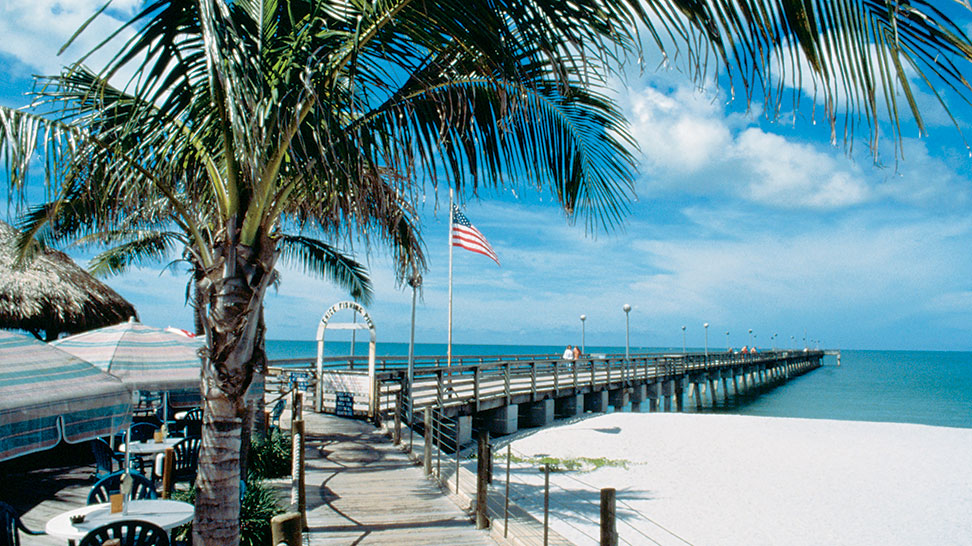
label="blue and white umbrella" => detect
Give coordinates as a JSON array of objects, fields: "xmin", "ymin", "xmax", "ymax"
[
  {"xmin": 52, "ymin": 319, "xmax": 204, "ymax": 408},
  {"xmin": 0, "ymin": 330, "xmax": 132, "ymax": 462}
]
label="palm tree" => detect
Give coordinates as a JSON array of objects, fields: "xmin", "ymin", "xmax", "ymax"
[{"xmin": 3, "ymin": 1, "xmax": 972, "ymax": 543}]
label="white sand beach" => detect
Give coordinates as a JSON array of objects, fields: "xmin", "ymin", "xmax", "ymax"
[{"xmin": 504, "ymin": 413, "xmax": 972, "ymax": 546}]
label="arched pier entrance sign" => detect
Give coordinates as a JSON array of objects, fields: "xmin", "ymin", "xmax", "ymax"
[{"xmin": 314, "ymin": 301, "xmax": 377, "ymax": 418}]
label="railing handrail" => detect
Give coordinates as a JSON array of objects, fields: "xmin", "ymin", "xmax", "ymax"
[{"xmin": 269, "ymin": 349, "xmax": 825, "ymax": 376}]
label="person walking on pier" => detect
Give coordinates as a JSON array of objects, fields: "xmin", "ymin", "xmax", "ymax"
[{"xmin": 573, "ymin": 345, "xmax": 581, "ymax": 360}]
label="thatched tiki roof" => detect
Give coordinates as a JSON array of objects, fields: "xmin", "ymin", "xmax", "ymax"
[{"xmin": 0, "ymin": 221, "xmax": 138, "ymax": 341}]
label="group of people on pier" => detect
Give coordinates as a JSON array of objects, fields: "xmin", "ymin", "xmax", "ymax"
[{"xmin": 562, "ymin": 344, "xmax": 581, "ymax": 361}]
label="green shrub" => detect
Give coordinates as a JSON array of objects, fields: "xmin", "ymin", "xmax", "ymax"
[
  {"xmin": 169, "ymin": 478, "xmax": 284, "ymax": 546},
  {"xmin": 248, "ymin": 428, "xmax": 292, "ymax": 480}
]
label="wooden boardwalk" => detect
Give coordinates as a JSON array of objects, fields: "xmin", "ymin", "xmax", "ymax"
[{"xmin": 294, "ymin": 411, "xmax": 497, "ymax": 545}]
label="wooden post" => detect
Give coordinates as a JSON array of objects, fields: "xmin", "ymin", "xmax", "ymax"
[
  {"xmin": 600, "ymin": 487, "xmax": 618, "ymax": 546},
  {"xmin": 161, "ymin": 447, "xmax": 175, "ymax": 499},
  {"xmin": 476, "ymin": 429, "xmax": 490, "ymax": 529},
  {"xmin": 291, "ymin": 419, "xmax": 307, "ymax": 531},
  {"xmin": 504, "ymin": 444, "xmax": 511, "ymax": 538},
  {"xmin": 543, "ymin": 465, "xmax": 550, "ymax": 546},
  {"xmin": 423, "ymin": 407, "xmax": 432, "ymax": 476},
  {"xmin": 393, "ymin": 389, "xmax": 402, "ymax": 445},
  {"xmin": 270, "ymin": 512, "xmax": 302, "ymax": 546},
  {"xmin": 294, "ymin": 391, "xmax": 303, "ymax": 422}
]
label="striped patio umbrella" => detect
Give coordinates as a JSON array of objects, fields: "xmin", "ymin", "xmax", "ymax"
[
  {"xmin": 0, "ymin": 330, "xmax": 132, "ymax": 462},
  {"xmin": 52, "ymin": 319, "xmax": 204, "ymax": 405}
]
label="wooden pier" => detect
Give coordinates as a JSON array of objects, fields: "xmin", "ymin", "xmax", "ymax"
[{"xmin": 273, "ymin": 349, "xmax": 827, "ymax": 445}]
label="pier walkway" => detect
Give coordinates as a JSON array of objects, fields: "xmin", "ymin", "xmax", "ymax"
[{"xmin": 294, "ymin": 410, "xmax": 496, "ymax": 545}]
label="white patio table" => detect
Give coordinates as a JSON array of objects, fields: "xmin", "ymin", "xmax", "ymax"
[{"xmin": 45, "ymin": 499, "xmax": 193, "ymax": 544}]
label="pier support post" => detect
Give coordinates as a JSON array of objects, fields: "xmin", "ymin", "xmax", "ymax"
[
  {"xmin": 475, "ymin": 404, "xmax": 519, "ymax": 436},
  {"xmin": 708, "ymin": 377, "xmax": 718, "ymax": 406},
  {"xmin": 649, "ymin": 381, "xmax": 661, "ymax": 412},
  {"xmin": 555, "ymin": 394, "xmax": 584, "ymax": 418},
  {"xmin": 694, "ymin": 382, "xmax": 703, "ymax": 411},
  {"xmin": 732, "ymin": 372, "xmax": 740, "ymax": 396},
  {"xmin": 629, "ymin": 384, "xmax": 646, "ymax": 412},
  {"xmin": 721, "ymin": 373, "xmax": 730, "ymax": 404},
  {"xmin": 519, "ymin": 400, "xmax": 553, "ymax": 428},
  {"xmin": 674, "ymin": 379, "xmax": 684, "ymax": 412},
  {"xmin": 585, "ymin": 391, "xmax": 609, "ymax": 413},
  {"xmin": 608, "ymin": 389, "xmax": 629, "ymax": 411}
]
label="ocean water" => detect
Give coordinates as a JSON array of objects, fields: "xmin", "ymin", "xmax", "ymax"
[{"xmin": 265, "ymin": 340, "xmax": 972, "ymax": 429}]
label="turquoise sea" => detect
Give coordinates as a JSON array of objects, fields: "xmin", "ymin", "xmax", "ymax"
[{"xmin": 266, "ymin": 340, "xmax": 972, "ymax": 430}]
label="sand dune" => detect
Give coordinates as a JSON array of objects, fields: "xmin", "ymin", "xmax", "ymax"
[{"xmin": 504, "ymin": 413, "xmax": 972, "ymax": 545}]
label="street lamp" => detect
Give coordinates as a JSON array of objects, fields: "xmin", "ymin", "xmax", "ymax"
[
  {"xmin": 772, "ymin": 333, "xmax": 777, "ymax": 351},
  {"xmin": 580, "ymin": 314, "xmax": 587, "ymax": 354},
  {"xmin": 623, "ymin": 304, "xmax": 631, "ymax": 359},
  {"xmin": 725, "ymin": 331, "xmax": 730, "ymax": 352},
  {"xmin": 406, "ymin": 273, "xmax": 422, "ymax": 424},
  {"xmin": 791, "ymin": 335, "xmax": 795, "ymax": 349},
  {"xmin": 748, "ymin": 328, "xmax": 753, "ymax": 347},
  {"xmin": 703, "ymin": 322, "xmax": 709, "ymax": 360},
  {"xmin": 681, "ymin": 325, "xmax": 686, "ymax": 354}
]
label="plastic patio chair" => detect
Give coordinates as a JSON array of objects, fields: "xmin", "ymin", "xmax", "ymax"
[
  {"xmin": 1, "ymin": 501, "xmax": 44, "ymax": 546},
  {"xmin": 78, "ymin": 519, "xmax": 169, "ymax": 546},
  {"xmin": 128, "ymin": 423, "xmax": 160, "ymax": 443},
  {"xmin": 87, "ymin": 471, "xmax": 158, "ymax": 505},
  {"xmin": 175, "ymin": 408, "xmax": 202, "ymax": 439},
  {"xmin": 170, "ymin": 437, "xmax": 201, "ymax": 483},
  {"xmin": 90, "ymin": 438, "xmax": 127, "ymax": 480}
]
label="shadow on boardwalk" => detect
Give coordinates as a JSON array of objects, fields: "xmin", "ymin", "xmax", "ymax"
[{"xmin": 293, "ymin": 411, "xmax": 496, "ymax": 545}]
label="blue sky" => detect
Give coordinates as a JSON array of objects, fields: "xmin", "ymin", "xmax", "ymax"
[{"xmin": 3, "ymin": 1, "xmax": 972, "ymax": 351}]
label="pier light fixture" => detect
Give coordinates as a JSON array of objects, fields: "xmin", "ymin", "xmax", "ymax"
[
  {"xmin": 623, "ymin": 304, "xmax": 631, "ymax": 359},
  {"xmin": 726, "ymin": 331, "xmax": 730, "ymax": 352},
  {"xmin": 681, "ymin": 325, "xmax": 686, "ymax": 354},
  {"xmin": 580, "ymin": 314, "xmax": 587, "ymax": 354},
  {"xmin": 791, "ymin": 335, "xmax": 795, "ymax": 349},
  {"xmin": 748, "ymin": 328, "xmax": 754, "ymax": 346},
  {"xmin": 703, "ymin": 322, "xmax": 709, "ymax": 360}
]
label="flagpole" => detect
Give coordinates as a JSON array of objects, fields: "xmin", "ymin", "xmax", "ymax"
[{"xmin": 447, "ymin": 189, "xmax": 454, "ymax": 389}]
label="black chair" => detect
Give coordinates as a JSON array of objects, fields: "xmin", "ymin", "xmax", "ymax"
[
  {"xmin": 1, "ymin": 501, "xmax": 44, "ymax": 546},
  {"xmin": 78, "ymin": 520, "xmax": 169, "ymax": 546},
  {"xmin": 87, "ymin": 471, "xmax": 158, "ymax": 505},
  {"xmin": 171, "ymin": 437, "xmax": 200, "ymax": 483},
  {"xmin": 128, "ymin": 423, "xmax": 160, "ymax": 443},
  {"xmin": 90, "ymin": 438, "xmax": 127, "ymax": 480},
  {"xmin": 180, "ymin": 408, "xmax": 202, "ymax": 439}
]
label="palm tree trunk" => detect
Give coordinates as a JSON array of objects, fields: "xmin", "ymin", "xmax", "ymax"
[{"xmin": 193, "ymin": 231, "xmax": 276, "ymax": 545}]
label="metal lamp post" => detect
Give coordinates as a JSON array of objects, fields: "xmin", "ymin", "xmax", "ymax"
[
  {"xmin": 748, "ymin": 328, "xmax": 753, "ymax": 347},
  {"xmin": 703, "ymin": 322, "xmax": 709, "ymax": 360},
  {"xmin": 580, "ymin": 314, "xmax": 587, "ymax": 355},
  {"xmin": 726, "ymin": 331, "xmax": 730, "ymax": 352},
  {"xmin": 406, "ymin": 273, "xmax": 422, "ymax": 423},
  {"xmin": 623, "ymin": 304, "xmax": 631, "ymax": 360},
  {"xmin": 681, "ymin": 325, "xmax": 686, "ymax": 354}
]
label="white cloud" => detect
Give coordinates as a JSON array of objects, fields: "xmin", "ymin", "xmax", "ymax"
[
  {"xmin": 732, "ymin": 128, "xmax": 871, "ymax": 209},
  {"xmin": 0, "ymin": 1, "xmax": 138, "ymax": 78}
]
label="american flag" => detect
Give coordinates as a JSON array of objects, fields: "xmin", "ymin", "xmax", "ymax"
[{"xmin": 451, "ymin": 205, "xmax": 500, "ymax": 266}]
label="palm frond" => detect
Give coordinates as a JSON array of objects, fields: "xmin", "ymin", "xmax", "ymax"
[{"xmin": 279, "ymin": 235, "xmax": 373, "ymax": 304}]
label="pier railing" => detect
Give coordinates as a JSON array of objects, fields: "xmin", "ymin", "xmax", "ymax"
[{"xmin": 267, "ymin": 349, "xmax": 827, "ymax": 421}]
